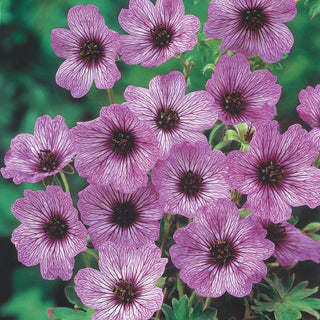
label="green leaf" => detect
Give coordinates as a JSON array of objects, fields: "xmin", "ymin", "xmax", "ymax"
[
  {"xmin": 172, "ymin": 295, "xmax": 189, "ymax": 320},
  {"xmin": 302, "ymin": 222, "xmax": 320, "ymax": 234},
  {"xmin": 64, "ymin": 286, "xmax": 86, "ymax": 309},
  {"xmin": 47, "ymin": 307, "xmax": 93, "ymax": 320},
  {"xmin": 252, "ymin": 274, "xmax": 320, "ymax": 320},
  {"xmin": 305, "ymin": 0, "xmax": 320, "ymax": 19},
  {"xmin": 162, "ymin": 304, "xmax": 176, "ymax": 320}
]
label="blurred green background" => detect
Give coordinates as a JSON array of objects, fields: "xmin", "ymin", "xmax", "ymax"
[{"xmin": 1, "ymin": 0, "xmax": 320, "ymax": 319}]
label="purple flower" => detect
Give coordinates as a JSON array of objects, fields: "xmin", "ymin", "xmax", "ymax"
[
  {"xmin": 11, "ymin": 186, "xmax": 87, "ymax": 281},
  {"xmin": 297, "ymin": 84, "xmax": 320, "ymax": 149},
  {"xmin": 227, "ymin": 121, "xmax": 320, "ymax": 223},
  {"xmin": 204, "ymin": 0, "xmax": 297, "ymax": 63},
  {"xmin": 74, "ymin": 242, "xmax": 167, "ymax": 320},
  {"xmin": 124, "ymin": 71, "xmax": 216, "ymax": 159},
  {"xmin": 118, "ymin": 0, "xmax": 200, "ymax": 67},
  {"xmin": 206, "ymin": 53, "xmax": 281, "ymax": 125},
  {"xmin": 248, "ymin": 216, "xmax": 320, "ymax": 266},
  {"xmin": 1, "ymin": 115, "xmax": 75, "ymax": 184},
  {"xmin": 170, "ymin": 199, "xmax": 274, "ymax": 298},
  {"xmin": 51, "ymin": 5, "xmax": 120, "ymax": 98},
  {"xmin": 151, "ymin": 141, "xmax": 230, "ymax": 218},
  {"xmin": 78, "ymin": 183, "xmax": 162, "ymax": 249},
  {"xmin": 71, "ymin": 104, "xmax": 159, "ymax": 193}
]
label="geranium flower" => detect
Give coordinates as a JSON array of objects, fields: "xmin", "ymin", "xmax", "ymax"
[
  {"xmin": 227, "ymin": 121, "xmax": 320, "ymax": 223},
  {"xmin": 170, "ymin": 199, "xmax": 274, "ymax": 298},
  {"xmin": 71, "ymin": 104, "xmax": 159, "ymax": 194},
  {"xmin": 204, "ymin": 0, "xmax": 297, "ymax": 63},
  {"xmin": 11, "ymin": 186, "xmax": 87, "ymax": 281},
  {"xmin": 124, "ymin": 71, "xmax": 216, "ymax": 159},
  {"xmin": 151, "ymin": 141, "xmax": 229, "ymax": 218},
  {"xmin": 296, "ymin": 84, "xmax": 320, "ymax": 149},
  {"xmin": 51, "ymin": 4, "xmax": 120, "ymax": 98},
  {"xmin": 205, "ymin": 53, "xmax": 281, "ymax": 125},
  {"xmin": 118, "ymin": 0, "xmax": 200, "ymax": 67},
  {"xmin": 248, "ymin": 216, "xmax": 320, "ymax": 266},
  {"xmin": 78, "ymin": 183, "xmax": 162, "ymax": 249},
  {"xmin": 1, "ymin": 115, "xmax": 75, "ymax": 184},
  {"xmin": 74, "ymin": 242, "xmax": 167, "ymax": 320}
]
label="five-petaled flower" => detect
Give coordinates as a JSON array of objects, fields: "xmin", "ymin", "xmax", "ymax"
[
  {"xmin": 152, "ymin": 141, "xmax": 230, "ymax": 218},
  {"xmin": 124, "ymin": 71, "xmax": 216, "ymax": 159},
  {"xmin": 78, "ymin": 183, "xmax": 162, "ymax": 249},
  {"xmin": 206, "ymin": 53, "xmax": 281, "ymax": 125},
  {"xmin": 11, "ymin": 186, "xmax": 87, "ymax": 281},
  {"xmin": 75, "ymin": 242, "xmax": 167, "ymax": 320},
  {"xmin": 170, "ymin": 199, "xmax": 274, "ymax": 297},
  {"xmin": 51, "ymin": 4, "xmax": 121, "ymax": 98},
  {"xmin": 118, "ymin": 0, "xmax": 200, "ymax": 67},
  {"xmin": 248, "ymin": 215, "xmax": 320, "ymax": 266},
  {"xmin": 1, "ymin": 115, "xmax": 75, "ymax": 184},
  {"xmin": 227, "ymin": 121, "xmax": 320, "ymax": 223},
  {"xmin": 204, "ymin": 0, "xmax": 297, "ymax": 63},
  {"xmin": 71, "ymin": 104, "xmax": 159, "ymax": 194}
]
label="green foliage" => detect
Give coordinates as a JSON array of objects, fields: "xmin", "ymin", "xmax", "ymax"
[
  {"xmin": 1, "ymin": 268, "xmax": 56, "ymax": 320},
  {"xmin": 47, "ymin": 307, "xmax": 93, "ymax": 320},
  {"xmin": 252, "ymin": 274, "xmax": 320, "ymax": 320},
  {"xmin": 162, "ymin": 295, "xmax": 217, "ymax": 320},
  {"xmin": 305, "ymin": 0, "xmax": 320, "ymax": 19}
]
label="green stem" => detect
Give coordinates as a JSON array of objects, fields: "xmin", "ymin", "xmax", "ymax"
[
  {"xmin": 82, "ymin": 252, "xmax": 90, "ymax": 268},
  {"xmin": 54, "ymin": 175, "xmax": 63, "ymax": 188},
  {"xmin": 84, "ymin": 248, "xmax": 99, "ymax": 262},
  {"xmin": 59, "ymin": 172, "xmax": 70, "ymax": 193},
  {"xmin": 203, "ymin": 297, "xmax": 213, "ymax": 311},
  {"xmin": 160, "ymin": 214, "xmax": 173, "ymax": 257},
  {"xmin": 177, "ymin": 275, "xmax": 184, "ymax": 299},
  {"xmin": 189, "ymin": 290, "xmax": 197, "ymax": 307},
  {"xmin": 107, "ymin": 88, "xmax": 115, "ymax": 105},
  {"xmin": 176, "ymin": 54, "xmax": 193, "ymax": 83}
]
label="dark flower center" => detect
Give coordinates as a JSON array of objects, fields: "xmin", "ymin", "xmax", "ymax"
[
  {"xmin": 38, "ymin": 149, "xmax": 58, "ymax": 172},
  {"xmin": 80, "ymin": 40, "xmax": 103, "ymax": 63},
  {"xmin": 150, "ymin": 24, "xmax": 172, "ymax": 48},
  {"xmin": 43, "ymin": 216, "xmax": 68, "ymax": 240},
  {"xmin": 112, "ymin": 279, "xmax": 137, "ymax": 304},
  {"xmin": 210, "ymin": 240, "xmax": 235, "ymax": 267},
  {"xmin": 258, "ymin": 161, "xmax": 284, "ymax": 186},
  {"xmin": 156, "ymin": 108, "xmax": 180, "ymax": 131},
  {"xmin": 178, "ymin": 170, "xmax": 203, "ymax": 197},
  {"xmin": 265, "ymin": 223, "xmax": 286, "ymax": 247},
  {"xmin": 222, "ymin": 91, "xmax": 246, "ymax": 115},
  {"xmin": 110, "ymin": 130, "xmax": 135, "ymax": 157},
  {"xmin": 240, "ymin": 8, "xmax": 267, "ymax": 31},
  {"xmin": 112, "ymin": 201, "xmax": 137, "ymax": 227}
]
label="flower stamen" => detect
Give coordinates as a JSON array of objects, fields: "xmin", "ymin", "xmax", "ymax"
[
  {"xmin": 80, "ymin": 40, "xmax": 103, "ymax": 63},
  {"xmin": 150, "ymin": 24, "xmax": 172, "ymax": 48},
  {"xmin": 38, "ymin": 149, "xmax": 58, "ymax": 172},
  {"xmin": 112, "ymin": 279, "xmax": 137, "ymax": 304},
  {"xmin": 43, "ymin": 216, "xmax": 68, "ymax": 240}
]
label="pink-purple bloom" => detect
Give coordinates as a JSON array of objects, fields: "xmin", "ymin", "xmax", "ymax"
[
  {"xmin": 227, "ymin": 121, "xmax": 320, "ymax": 223},
  {"xmin": 1, "ymin": 115, "xmax": 75, "ymax": 184},
  {"xmin": 297, "ymin": 84, "xmax": 320, "ymax": 149},
  {"xmin": 74, "ymin": 242, "xmax": 167, "ymax": 320},
  {"xmin": 51, "ymin": 4, "xmax": 121, "ymax": 98},
  {"xmin": 118, "ymin": 0, "xmax": 200, "ymax": 67},
  {"xmin": 151, "ymin": 141, "xmax": 230, "ymax": 218},
  {"xmin": 204, "ymin": 0, "xmax": 297, "ymax": 63},
  {"xmin": 248, "ymin": 216, "xmax": 320, "ymax": 266},
  {"xmin": 78, "ymin": 183, "xmax": 162, "ymax": 249},
  {"xmin": 71, "ymin": 104, "xmax": 159, "ymax": 194},
  {"xmin": 11, "ymin": 186, "xmax": 87, "ymax": 281},
  {"xmin": 124, "ymin": 71, "xmax": 216, "ymax": 159},
  {"xmin": 170, "ymin": 199, "xmax": 274, "ymax": 298},
  {"xmin": 206, "ymin": 53, "xmax": 281, "ymax": 125}
]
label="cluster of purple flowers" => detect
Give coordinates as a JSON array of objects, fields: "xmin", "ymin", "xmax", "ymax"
[{"xmin": 2, "ymin": 0, "xmax": 320, "ymax": 319}]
